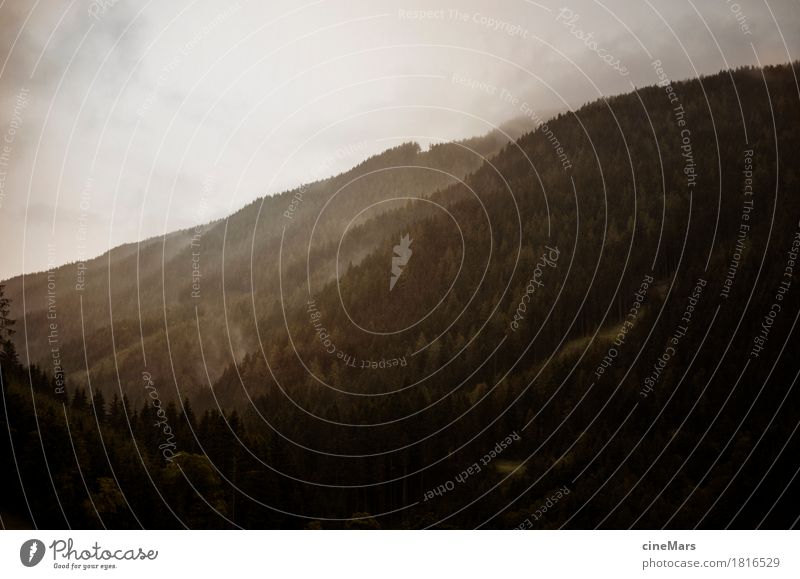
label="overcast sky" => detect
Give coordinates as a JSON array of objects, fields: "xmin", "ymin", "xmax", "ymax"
[{"xmin": 0, "ymin": 0, "xmax": 798, "ymax": 279}]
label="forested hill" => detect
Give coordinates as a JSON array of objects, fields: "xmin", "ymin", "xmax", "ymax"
[
  {"xmin": 203, "ymin": 62, "xmax": 800, "ymax": 527},
  {"xmin": 2, "ymin": 63, "xmax": 799, "ymax": 529},
  {"xmin": 220, "ymin": 62, "xmax": 800, "ymax": 412},
  {"xmin": 2, "ymin": 126, "xmax": 521, "ymax": 405}
]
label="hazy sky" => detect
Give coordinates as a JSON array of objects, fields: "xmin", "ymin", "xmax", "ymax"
[{"xmin": 0, "ymin": 0, "xmax": 798, "ymax": 279}]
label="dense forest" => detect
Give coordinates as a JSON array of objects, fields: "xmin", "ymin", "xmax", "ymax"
[
  {"xmin": 1, "ymin": 63, "xmax": 799, "ymax": 529},
  {"xmin": 2, "ymin": 124, "xmax": 529, "ymax": 408}
]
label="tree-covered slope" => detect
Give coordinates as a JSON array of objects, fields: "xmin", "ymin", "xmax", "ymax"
[{"xmin": 2, "ymin": 63, "xmax": 799, "ymax": 529}]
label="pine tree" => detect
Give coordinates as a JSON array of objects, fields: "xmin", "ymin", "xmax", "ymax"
[
  {"xmin": 0, "ymin": 283, "xmax": 18, "ymax": 365},
  {"xmin": 91, "ymin": 390, "xmax": 107, "ymax": 423}
]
